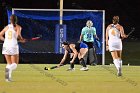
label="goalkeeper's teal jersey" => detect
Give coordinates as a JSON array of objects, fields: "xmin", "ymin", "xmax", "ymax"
[{"xmin": 81, "ymin": 26, "xmax": 97, "ymax": 42}]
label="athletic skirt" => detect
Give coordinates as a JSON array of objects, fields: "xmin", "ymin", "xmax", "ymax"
[
  {"xmin": 108, "ymin": 39, "xmax": 122, "ymax": 51},
  {"xmin": 2, "ymin": 46, "xmax": 19, "ymax": 55}
]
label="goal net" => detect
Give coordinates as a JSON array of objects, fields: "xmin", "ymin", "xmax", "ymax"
[{"xmin": 7, "ymin": 8, "xmax": 105, "ymax": 64}]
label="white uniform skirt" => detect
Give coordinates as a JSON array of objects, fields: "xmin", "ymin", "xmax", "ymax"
[
  {"xmin": 2, "ymin": 46, "xmax": 19, "ymax": 55},
  {"xmin": 108, "ymin": 39, "xmax": 122, "ymax": 51}
]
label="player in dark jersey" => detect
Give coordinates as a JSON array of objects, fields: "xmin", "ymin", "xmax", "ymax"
[{"xmin": 44, "ymin": 41, "xmax": 89, "ymax": 71}]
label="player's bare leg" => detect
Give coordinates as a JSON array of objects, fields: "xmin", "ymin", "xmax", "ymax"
[
  {"xmin": 4, "ymin": 55, "xmax": 12, "ymax": 82},
  {"xmin": 5, "ymin": 55, "xmax": 18, "ymax": 82},
  {"xmin": 117, "ymin": 50, "xmax": 122, "ymax": 76},
  {"xmin": 67, "ymin": 53, "xmax": 75, "ymax": 71},
  {"xmin": 78, "ymin": 48, "xmax": 88, "ymax": 71},
  {"xmin": 111, "ymin": 51, "xmax": 122, "ymax": 76}
]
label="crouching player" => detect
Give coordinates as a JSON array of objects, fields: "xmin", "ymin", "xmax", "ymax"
[{"xmin": 44, "ymin": 41, "xmax": 89, "ymax": 71}]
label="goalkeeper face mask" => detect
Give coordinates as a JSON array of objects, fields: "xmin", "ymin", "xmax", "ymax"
[{"xmin": 86, "ymin": 20, "xmax": 93, "ymax": 28}]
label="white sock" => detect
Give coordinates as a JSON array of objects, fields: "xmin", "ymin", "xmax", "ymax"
[
  {"xmin": 5, "ymin": 64, "xmax": 11, "ymax": 79},
  {"xmin": 9, "ymin": 69, "xmax": 12, "ymax": 79},
  {"xmin": 119, "ymin": 59, "xmax": 122, "ymax": 73},
  {"xmin": 119, "ymin": 59, "xmax": 122, "ymax": 68},
  {"xmin": 6, "ymin": 64, "xmax": 11, "ymax": 69},
  {"xmin": 10, "ymin": 63, "xmax": 17, "ymax": 70},
  {"xmin": 113, "ymin": 59, "xmax": 120, "ymax": 71},
  {"xmin": 9, "ymin": 63, "xmax": 17, "ymax": 79}
]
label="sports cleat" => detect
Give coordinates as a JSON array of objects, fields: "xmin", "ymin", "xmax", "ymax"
[
  {"xmin": 80, "ymin": 67, "xmax": 89, "ymax": 71},
  {"xmin": 5, "ymin": 78, "xmax": 13, "ymax": 82},
  {"xmin": 117, "ymin": 72, "xmax": 122, "ymax": 76},
  {"xmin": 67, "ymin": 68, "xmax": 75, "ymax": 71},
  {"xmin": 86, "ymin": 67, "xmax": 89, "ymax": 70}
]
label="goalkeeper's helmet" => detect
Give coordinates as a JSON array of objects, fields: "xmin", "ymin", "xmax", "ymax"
[{"xmin": 86, "ymin": 20, "xmax": 93, "ymax": 27}]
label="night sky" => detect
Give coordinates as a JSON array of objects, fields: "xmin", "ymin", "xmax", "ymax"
[{"xmin": 0, "ymin": 0, "xmax": 140, "ymax": 39}]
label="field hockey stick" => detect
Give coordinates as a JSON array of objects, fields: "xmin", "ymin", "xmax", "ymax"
[
  {"xmin": 122, "ymin": 28, "xmax": 135, "ymax": 40},
  {"xmin": 95, "ymin": 39, "xmax": 101, "ymax": 49},
  {"xmin": 44, "ymin": 64, "xmax": 64, "ymax": 70},
  {"xmin": 25, "ymin": 37, "xmax": 41, "ymax": 42},
  {"xmin": 127, "ymin": 28, "xmax": 135, "ymax": 37}
]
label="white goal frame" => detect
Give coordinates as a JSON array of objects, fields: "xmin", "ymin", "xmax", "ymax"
[{"xmin": 12, "ymin": 8, "xmax": 105, "ymax": 65}]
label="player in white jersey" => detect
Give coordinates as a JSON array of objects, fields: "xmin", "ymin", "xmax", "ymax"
[
  {"xmin": 106, "ymin": 16, "xmax": 127, "ymax": 76},
  {"xmin": 0, "ymin": 14, "xmax": 25, "ymax": 82}
]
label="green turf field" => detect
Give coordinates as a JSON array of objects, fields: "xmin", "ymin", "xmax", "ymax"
[{"xmin": 0, "ymin": 64, "xmax": 140, "ymax": 93}]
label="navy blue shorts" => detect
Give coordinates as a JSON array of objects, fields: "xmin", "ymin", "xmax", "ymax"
[{"xmin": 80, "ymin": 42, "xmax": 88, "ymax": 49}]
